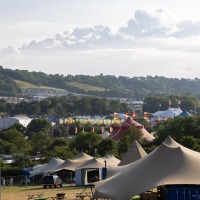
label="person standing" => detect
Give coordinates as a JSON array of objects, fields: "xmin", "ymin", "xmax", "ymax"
[
  {"xmin": 2, "ymin": 177, "xmax": 5, "ymax": 188},
  {"xmin": 10, "ymin": 177, "xmax": 13, "ymax": 186}
]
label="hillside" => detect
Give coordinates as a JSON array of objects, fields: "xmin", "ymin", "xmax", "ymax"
[{"xmin": 1, "ymin": 65, "xmax": 200, "ymax": 99}]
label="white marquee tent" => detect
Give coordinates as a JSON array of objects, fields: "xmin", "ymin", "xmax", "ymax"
[{"xmin": 92, "ymin": 136, "xmax": 200, "ymax": 200}]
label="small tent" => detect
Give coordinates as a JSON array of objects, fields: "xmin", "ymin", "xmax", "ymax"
[{"xmin": 118, "ymin": 140, "xmax": 147, "ymax": 166}]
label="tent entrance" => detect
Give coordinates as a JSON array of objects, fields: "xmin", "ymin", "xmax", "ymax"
[{"xmin": 87, "ymin": 169, "xmax": 99, "ymax": 183}]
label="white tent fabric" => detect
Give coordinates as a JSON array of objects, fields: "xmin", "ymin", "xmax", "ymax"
[
  {"xmin": 98, "ymin": 155, "xmax": 120, "ymax": 167},
  {"xmin": 46, "ymin": 152, "xmax": 94, "ymax": 174},
  {"xmin": 29, "ymin": 164, "xmax": 47, "ymax": 177},
  {"xmin": 152, "ymin": 108, "xmax": 182, "ymax": 118},
  {"xmin": 71, "ymin": 151, "xmax": 93, "ymax": 162},
  {"xmin": 77, "ymin": 158, "xmax": 107, "ymax": 169},
  {"xmin": 29, "ymin": 158, "xmax": 64, "ymax": 177},
  {"xmin": 92, "ymin": 136, "xmax": 200, "ymax": 200},
  {"xmin": 47, "ymin": 158, "xmax": 81, "ymax": 173},
  {"xmin": 118, "ymin": 140, "xmax": 147, "ymax": 166}
]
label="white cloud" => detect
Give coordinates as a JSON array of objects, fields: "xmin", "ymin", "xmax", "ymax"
[{"xmin": 2, "ymin": 8, "xmax": 200, "ymax": 79}]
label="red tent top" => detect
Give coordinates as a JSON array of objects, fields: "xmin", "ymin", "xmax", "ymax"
[{"xmin": 108, "ymin": 117, "xmax": 154, "ymax": 142}]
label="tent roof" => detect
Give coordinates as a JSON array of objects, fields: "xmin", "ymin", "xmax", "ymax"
[
  {"xmin": 98, "ymin": 154, "xmax": 121, "ymax": 167},
  {"xmin": 92, "ymin": 136, "xmax": 200, "ymax": 200},
  {"xmin": 118, "ymin": 140, "xmax": 147, "ymax": 166},
  {"xmin": 48, "ymin": 158, "xmax": 81, "ymax": 173},
  {"xmin": 152, "ymin": 108, "xmax": 182, "ymax": 118},
  {"xmin": 71, "ymin": 152, "xmax": 93, "ymax": 162},
  {"xmin": 30, "ymin": 157, "xmax": 64, "ymax": 177},
  {"xmin": 48, "ymin": 152, "xmax": 94, "ymax": 173},
  {"xmin": 108, "ymin": 117, "xmax": 154, "ymax": 142},
  {"xmin": 77, "ymin": 158, "xmax": 106, "ymax": 169}
]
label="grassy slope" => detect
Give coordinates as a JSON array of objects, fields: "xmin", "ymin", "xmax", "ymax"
[
  {"xmin": 15, "ymin": 80, "xmax": 107, "ymax": 92},
  {"xmin": 14, "ymin": 80, "xmax": 63, "ymax": 90},
  {"xmin": 67, "ymin": 82, "xmax": 107, "ymax": 92}
]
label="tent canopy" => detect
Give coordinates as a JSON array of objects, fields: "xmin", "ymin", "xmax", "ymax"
[{"xmin": 92, "ymin": 136, "xmax": 200, "ymax": 200}]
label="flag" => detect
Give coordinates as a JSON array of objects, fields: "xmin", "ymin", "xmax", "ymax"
[
  {"xmin": 114, "ymin": 112, "xmax": 118, "ymax": 119},
  {"xmin": 143, "ymin": 112, "xmax": 149, "ymax": 119}
]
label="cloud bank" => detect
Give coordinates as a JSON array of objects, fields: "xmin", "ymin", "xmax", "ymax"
[{"xmin": 1, "ymin": 8, "xmax": 200, "ymax": 78}]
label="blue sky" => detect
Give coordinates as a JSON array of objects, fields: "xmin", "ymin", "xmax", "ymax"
[{"xmin": 1, "ymin": 0, "xmax": 200, "ymax": 78}]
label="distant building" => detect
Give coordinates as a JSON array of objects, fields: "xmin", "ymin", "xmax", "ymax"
[{"xmin": 0, "ymin": 116, "xmax": 32, "ymax": 131}]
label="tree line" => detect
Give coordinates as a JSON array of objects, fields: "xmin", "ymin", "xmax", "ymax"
[
  {"xmin": 2, "ymin": 65, "xmax": 200, "ymax": 98},
  {"xmin": 0, "ymin": 94, "xmax": 199, "ymax": 118}
]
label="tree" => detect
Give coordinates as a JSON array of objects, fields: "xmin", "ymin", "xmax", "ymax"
[
  {"xmin": 30, "ymin": 131, "xmax": 51, "ymax": 154},
  {"xmin": 0, "ymin": 128, "xmax": 32, "ymax": 154},
  {"xmin": 26, "ymin": 118, "xmax": 51, "ymax": 137},
  {"xmin": 118, "ymin": 127, "xmax": 143, "ymax": 159},
  {"xmin": 73, "ymin": 132, "xmax": 103, "ymax": 154},
  {"xmin": 97, "ymin": 138, "xmax": 118, "ymax": 157}
]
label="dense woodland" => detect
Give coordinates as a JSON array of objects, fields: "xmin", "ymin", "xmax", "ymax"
[
  {"xmin": 2, "ymin": 65, "xmax": 200, "ymax": 98},
  {"xmin": 0, "ymin": 94, "xmax": 199, "ymax": 117}
]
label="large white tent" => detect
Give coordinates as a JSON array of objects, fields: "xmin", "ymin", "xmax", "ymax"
[
  {"xmin": 152, "ymin": 107, "xmax": 182, "ymax": 118},
  {"xmin": 0, "ymin": 116, "xmax": 32, "ymax": 130},
  {"xmin": 91, "ymin": 136, "xmax": 200, "ymax": 200}
]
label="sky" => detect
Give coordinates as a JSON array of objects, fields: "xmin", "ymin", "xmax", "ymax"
[{"xmin": 1, "ymin": 0, "xmax": 200, "ymax": 79}]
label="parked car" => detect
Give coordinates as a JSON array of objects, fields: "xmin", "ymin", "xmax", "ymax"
[{"xmin": 42, "ymin": 175, "xmax": 62, "ymax": 188}]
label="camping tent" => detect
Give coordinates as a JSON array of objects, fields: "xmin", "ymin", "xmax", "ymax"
[
  {"xmin": 91, "ymin": 136, "xmax": 200, "ymax": 200},
  {"xmin": 118, "ymin": 140, "xmax": 147, "ymax": 166}
]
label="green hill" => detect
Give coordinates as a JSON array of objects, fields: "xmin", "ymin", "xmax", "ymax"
[{"xmin": 1, "ymin": 65, "xmax": 200, "ymax": 99}]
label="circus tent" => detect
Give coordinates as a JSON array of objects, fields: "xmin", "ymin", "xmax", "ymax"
[{"xmin": 107, "ymin": 117, "xmax": 154, "ymax": 142}]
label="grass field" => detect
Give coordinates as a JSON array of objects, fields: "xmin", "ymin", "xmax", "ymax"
[
  {"xmin": 67, "ymin": 82, "xmax": 107, "ymax": 92},
  {"xmin": 1, "ymin": 184, "xmax": 93, "ymax": 200},
  {"xmin": 15, "ymin": 79, "xmax": 107, "ymax": 93},
  {"xmin": 1, "ymin": 184, "xmax": 141, "ymax": 200},
  {"xmin": 14, "ymin": 80, "xmax": 65, "ymax": 90}
]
